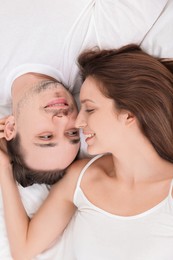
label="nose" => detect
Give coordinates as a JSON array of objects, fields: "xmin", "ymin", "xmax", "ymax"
[
  {"xmin": 53, "ymin": 111, "xmax": 69, "ymax": 124},
  {"xmin": 75, "ymin": 113, "xmax": 87, "ymax": 129},
  {"xmin": 54, "ymin": 108, "xmax": 69, "ymax": 117}
]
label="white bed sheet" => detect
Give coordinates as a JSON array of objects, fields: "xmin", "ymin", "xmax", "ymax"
[{"xmin": 1, "ymin": 0, "xmax": 173, "ymax": 259}]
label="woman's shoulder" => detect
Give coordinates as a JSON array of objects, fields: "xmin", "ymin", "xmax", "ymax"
[
  {"xmin": 67, "ymin": 153, "xmax": 114, "ymax": 184},
  {"xmin": 52, "ymin": 154, "xmax": 113, "ymax": 202},
  {"xmin": 67, "ymin": 153, "xmax": 112, "ymax": 174},
  {"xmin": 57, "ymin": 154, "xmax": 113, "ymax": 190},
  {"xmin": 66, "ymin": 157, "xmax": 92, "ymax": 176},
  {"xmin": 50, "ymin": 158, "xmax": 91, "ymax": 202}
]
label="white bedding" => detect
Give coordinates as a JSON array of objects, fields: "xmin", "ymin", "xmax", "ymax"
[
  {"xmin": 141, "ymin": 0, "xmax": 173, "ymax": 57},
  {"xmin": 0, "ymin": 0, "xmax": 173, "ymax": 259}
]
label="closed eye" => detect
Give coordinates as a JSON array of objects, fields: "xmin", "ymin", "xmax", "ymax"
[{"xmin": 85, "ymin": 109, "xmax": 94, "ymax": 113}]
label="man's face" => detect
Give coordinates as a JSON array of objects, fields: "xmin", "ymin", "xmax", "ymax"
[{"xmin": 14, "ymin": 81, "xmax": 80, "ymax": 171}]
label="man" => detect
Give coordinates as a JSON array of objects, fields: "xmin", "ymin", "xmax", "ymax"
[
  {"xmin": 0, "ymin": 0, "xmax": 172, "ymax": 258},
  {"xmin": 3, "ymin": 73, "xmax": 80, "ymax": 186}
]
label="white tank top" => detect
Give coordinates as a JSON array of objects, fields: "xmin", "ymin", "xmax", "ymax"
[{"xmin": 72, "ymin": 155, "xmax": 173, "ymax": 260}]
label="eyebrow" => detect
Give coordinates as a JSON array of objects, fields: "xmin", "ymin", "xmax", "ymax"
[
  {"xmin": 34, "ymin": 143, "xmax": 58, "ymax": 147},
  {"xmin": 69, "ymin": 138, "xmax": 80, "ymax": 144},
  {"xmin": 34, "ymin": 138, "xmax": 80, "ymax": 147},
  {"xmin": 80, "ymin": 99, "xmax": 95, "ymax": 104}
]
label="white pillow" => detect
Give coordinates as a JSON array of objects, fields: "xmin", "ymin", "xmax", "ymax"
[{"xmin": 141, "ymin": 0, "xmax": 173, "ymax": 58}]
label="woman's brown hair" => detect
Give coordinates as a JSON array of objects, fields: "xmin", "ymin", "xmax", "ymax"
[{"xmin": 78, "ymin": 44, "xmax": 173, "ymax": 162}]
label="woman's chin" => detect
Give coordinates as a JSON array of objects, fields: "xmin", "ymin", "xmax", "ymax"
[{"xmin": 87, "ymin": 146, "xmax": 104, "ymax": 156}]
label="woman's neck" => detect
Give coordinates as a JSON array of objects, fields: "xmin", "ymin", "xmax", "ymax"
[{"xmin": 111, "ymin": 139, "xmax": 173, "ymax": 184}]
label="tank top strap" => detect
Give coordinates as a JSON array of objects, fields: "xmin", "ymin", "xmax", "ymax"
[{"xmin": 76, "ymin": 154, "xmax": 104, "ymax": 189}]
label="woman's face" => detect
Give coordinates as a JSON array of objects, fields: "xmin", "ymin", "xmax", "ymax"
[{"xmin": 76, "ymin": 77, "xmax": 127, "ymax": 155}]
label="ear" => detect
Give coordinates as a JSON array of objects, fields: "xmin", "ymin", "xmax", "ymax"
[
  {"xmin": 124, "ymin": 111, "xmax": 135, "ymax": 126},
  {"xmin": 4, "ymin": 116, "xmax": 16, "ymax": 140}
]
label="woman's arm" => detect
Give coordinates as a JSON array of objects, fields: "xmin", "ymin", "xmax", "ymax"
[
  {"xmin": 0, "ymin": 116, "xmax": 9, "ymax": 153},
  {"xmin": 0, "ymin": 144, "xmax": 77, "ymax": 259}
]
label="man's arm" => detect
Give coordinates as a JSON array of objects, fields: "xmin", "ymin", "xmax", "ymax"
[{"xmin": 0, "ymin": 141, "xmax": 77, "ymax": 259}]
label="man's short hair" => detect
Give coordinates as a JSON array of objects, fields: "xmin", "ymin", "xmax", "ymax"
[{"xmin": 6, "ymin": 134, "xmax": 65, "ymax": 187}]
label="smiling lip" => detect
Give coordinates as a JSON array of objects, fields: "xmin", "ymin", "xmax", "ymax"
[
  {"xmin": 86, "ymin": 136, "xmax": 93, "ymax": 142},
  {"xmin": 45, "ymin": 98, "xmax": 68, "ymax": 108},
  {"xmin": 84, "ymin": 133, "xmax": 95, "ymax": 143},
  {"xmin": 85, "ymin": 136, "xmax": 95, "ymax": 145}
]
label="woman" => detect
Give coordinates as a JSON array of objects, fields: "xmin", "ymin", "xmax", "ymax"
[{"xmin": 1, "ymin": 44, "xmax": 173, "ymax": 259}]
